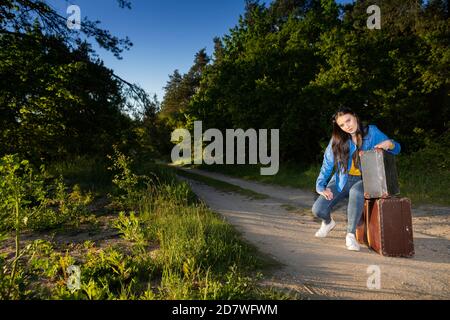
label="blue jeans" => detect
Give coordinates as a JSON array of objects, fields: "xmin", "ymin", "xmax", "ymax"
[{"xmin": 312, "ymin": 175, "xmax": 364, "ymax": 234}]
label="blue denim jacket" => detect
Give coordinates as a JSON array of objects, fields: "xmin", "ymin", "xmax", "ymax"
[{"xmin": 316, "ymin": 125, "xmax": 401, "ymax": 193}]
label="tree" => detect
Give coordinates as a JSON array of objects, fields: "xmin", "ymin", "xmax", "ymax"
[
  {"xmin": 160, "ymin": 70, "xmax": 184, "ymax": 117},
  {"xmin": 0, "ymin": 1, "xmax": 161, "ymax": 162},
  {"xmin": 0, "ymin": 25, "xmax": 136, "ymax": 162},
  {"xmin": 0, "ymin": 0, "xmax": 132, "ymax": 59},
  {"xmin": 160, "ymin": 49, "xmax": 211, "ymax": 128},
  {"xmin": 213, "ymin": 37, "xmax": 225, "ymax": 63},
  {"xmin": 180, "ymin": 0, "xmax": 449, "ymax": 163}
]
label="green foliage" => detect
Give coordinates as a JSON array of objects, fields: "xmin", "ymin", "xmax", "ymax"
[
  {"xmin": 108, "ymin": 146, "xmax": 140, "ymax": 197},
  {"xmin": 0, "ymin": 154, "xmax": 93, "ymax": 232},
  {"xmin": 47, "ymin": 156, "xmax": 113, "ymax": 193},
  {"xmin": 0, "ymin": 1, "xmax": 132, "ymax": 59},
  {"xmin": 0, "ymin": 155, "xmax": 44, "ymax": 299},
  {"xmin": 0, "ymin": 157, "xmax": 288, "ymax": 300},
  {"xmin": 95, "ymin": 163, "xmax": 272, "ymax": 299},
  {"xmin": 0, "ymin": 27, "xmax": 138, "ymax": 163},
  {"xmin": 107, "ymin": 146, "xmax": 152, "ymax": 210},
  {"xmin": 0, "ymin": 155, "xmax": 44, "ymax": 229},
  {"xmin": 160, "ymin": 49, "xmax": 211, "ymax": 126},
  {"xmin": 160, "ymin": 0, "xmax": 449, "ymax": 163},
  {"xmin": 25, "ymin": 241, "xmax": 157, "ymax": 300},
  {"xmin": 397, "ymin": 130, "xmax": 450, "ymax": 204},
  {"xmin": 112, "ymin": 211, "xmax": 147, "ymax": 247},
  {"xmin": 199, "ymin": 162, "xmax": 320, "ymax": 191},
  {"xmin": 0, "ymin": 1, "xmax": 165, "ymax": 168},
  {"xmin": 0, "ymin": 0, "xmax": 291, "ymax": 301},
  {"xmin": 27, "ymin": 180, "xmax": 94, "ymax": 231},
  {"xmin": 0, "ymin": 253, "xmax": 31, "ymax": 300},
  {"xmin": 157, "ymin": 180, "xmax": 199, "ymax": 206}
]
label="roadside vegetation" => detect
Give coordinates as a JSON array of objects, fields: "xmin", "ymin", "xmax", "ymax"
[{"xmin": 0, "ymin": 150, "xmax": 287, "ymax": 300}]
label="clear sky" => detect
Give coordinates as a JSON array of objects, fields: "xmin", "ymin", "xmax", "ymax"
[{"xmin": 49, "ymin": 0, "xmax": 354, "ymax": 101}]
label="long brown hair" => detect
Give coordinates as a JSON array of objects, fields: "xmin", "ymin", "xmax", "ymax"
[{"xmin": 331, "ymin": 108, "xmax": 367, "ymax": 173}]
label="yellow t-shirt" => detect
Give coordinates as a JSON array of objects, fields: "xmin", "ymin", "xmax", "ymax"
[{"xmin": 349, "ymin": 160, "xmax": 361, "ymax": 176}]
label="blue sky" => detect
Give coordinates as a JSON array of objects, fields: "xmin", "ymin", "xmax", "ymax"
[{"xmin": 49, "ymin": 0, "xmax": 354, "ymax": 101}]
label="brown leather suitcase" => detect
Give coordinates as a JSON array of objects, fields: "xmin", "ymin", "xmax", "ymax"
[
  {"xmin": 361, "ymin": 149, "xmax": 400, "ymax": 199},
  {"xmin": 364, "ymin": 198, "xmax": 415, "ymax": 257},
  {"xmin": 356, "ymin": 212, "xmax": 368, "ymax": 245}
]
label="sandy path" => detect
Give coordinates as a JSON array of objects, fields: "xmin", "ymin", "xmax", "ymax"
[{"xmin": 178, "ymin": 168, "xmax": 450, "ymax": 300}]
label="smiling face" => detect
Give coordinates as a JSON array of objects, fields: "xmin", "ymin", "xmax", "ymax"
[{"xmin": 336, "ymin": 113, "xmax": 358, "ymax": 135}]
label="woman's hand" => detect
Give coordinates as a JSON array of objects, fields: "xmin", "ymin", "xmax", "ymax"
[
  {"xmin": 319, "ymin": 188, "xmax": 334, "ymax": 201},
  {"xmin": 375, "ymin": 140, "xmax": 394, "ymax": 151}
]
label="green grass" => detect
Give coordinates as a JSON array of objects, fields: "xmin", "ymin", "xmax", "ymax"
[
  {"xmin": 47, "ymin": 155, "xmax": 113, "ymax": 194},
  {"xmin": 396, "ymin": 150, "xmax": 450, "ymax": 206},
  {"xmin": 141, "ymin": 187, "xmax": 282, "ymax": 299},
  {"xmin": 172, "ymin": 167, "xmax": 269, "ymax": 200},
  {"xmin": 0, "ymin": 156, "xmax": 290, "ymax": 300},
  {"xmin": 199, "ymin": 163, "xmax": 319, "ymax": 192}
]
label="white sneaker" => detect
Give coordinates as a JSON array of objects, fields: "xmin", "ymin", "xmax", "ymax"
[
  {"xmin": 315, "ymin": 219, "xmax": 336, "ymax": 238},
  {"xmin": 346, "ymin": 233, "xmax": 361, "ymax": 251}
]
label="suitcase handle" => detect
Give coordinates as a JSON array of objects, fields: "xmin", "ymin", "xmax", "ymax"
[{"xmin": 374, "ymin": 148, "xmax": 384, "ymax": 153}]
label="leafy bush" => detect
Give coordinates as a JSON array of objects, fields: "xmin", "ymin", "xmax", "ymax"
[
  {"xmin": 397, "ymin": 130, "xmax": 450, "ymax": 204},
  {"xmin": 112, "ymin": 211, "xmax": 147, "ymax": 248},
  {"xmin": 0, "ymin": 155, "xmax": 94, "ymax": 232},
  {"xmin": 107, "ymin": 145, "xmax": 152, "ymax": 210}
]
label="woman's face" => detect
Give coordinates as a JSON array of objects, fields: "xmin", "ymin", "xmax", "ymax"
[{"xmin": 336, "ymin": 113, "xmax": 358, "ymax": 135}]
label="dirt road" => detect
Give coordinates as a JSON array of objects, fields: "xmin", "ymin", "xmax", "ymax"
[{"xmin": 178, "ymin": 168, "xmax": 450, "ymax": 300}]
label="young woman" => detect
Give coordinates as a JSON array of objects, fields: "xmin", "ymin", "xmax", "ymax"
[{"xmin": 312, "ymin": 108, "xmax": 401, "ymax": 251}]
